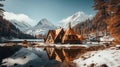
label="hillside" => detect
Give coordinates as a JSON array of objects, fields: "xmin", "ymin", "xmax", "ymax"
[
  {"xmin": 3, "ymin": 12, "xmax": 32, "ymax": 32},
  {"xmin": 0, "ymin": 16, "xmax": 35, "ymax": 42}
]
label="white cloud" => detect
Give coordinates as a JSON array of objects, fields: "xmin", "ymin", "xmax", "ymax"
[{"xmin": 3, "ymin": 12, "xmax": 35, "ymax": 26}]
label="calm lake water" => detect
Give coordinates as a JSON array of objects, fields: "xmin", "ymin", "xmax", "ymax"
[{"xmin": 8, "ymin": 39, "xmax": 44, "ymax": 42}]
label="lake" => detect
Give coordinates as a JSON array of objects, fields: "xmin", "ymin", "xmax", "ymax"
[{"xmin": 8, "ymin": 39, "xmax": 44, "ymax": 43}]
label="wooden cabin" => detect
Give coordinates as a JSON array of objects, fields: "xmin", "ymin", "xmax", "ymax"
[
  {"xmin": 45, "ymin": 28, "xmax": 64, "ymax": 44},
  {"xmin": 62, "ymin": 27, "xmax": 82, "ymax": 44},
  {"xmin": 45, "ymin": 23, "xmax": 83, "ymax": 44},
  {"xmin": 45, "ymin": 30, "xmax": 56, "ymax": 44}
]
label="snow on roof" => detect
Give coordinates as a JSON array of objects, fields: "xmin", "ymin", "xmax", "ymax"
[{"xmin": 74, "ymin": 45, "xmax": 120, "ymax": 67}]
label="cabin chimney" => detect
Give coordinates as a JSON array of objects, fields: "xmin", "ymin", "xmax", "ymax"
[{"xmin": 69, "ymin": 22, "xmax": 71, "ymax": 29}]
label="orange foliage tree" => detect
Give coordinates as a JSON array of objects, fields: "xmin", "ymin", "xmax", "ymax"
[
  {"xmin": 106, "ymin": 0, "xmax": 120, "ymax": 43},
  {"xmin": 94, "ymin": 0, "xmax": 120, "ymax": 44}
]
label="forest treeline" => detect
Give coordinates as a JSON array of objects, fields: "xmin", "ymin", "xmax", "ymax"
[
  {"xmin": 0, "ymin": 16, "xmax": 35, "ymax": 39},
  {"xmin": 73, "ymin": 0, "xmax": 120, "ymax": 44}
]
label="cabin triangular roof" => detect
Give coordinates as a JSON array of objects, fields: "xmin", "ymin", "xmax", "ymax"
[{"xmin": 54, "ymin": 28, "xmax": 64, "ymax": 40}]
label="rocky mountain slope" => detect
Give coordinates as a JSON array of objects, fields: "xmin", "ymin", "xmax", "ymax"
[
  {"xmin": 9, "ymin": 20, "xmax": 31, "ymax": 32},
  {"xmin": 0, "ymin": 16, "xmax": 34, "ymax": 42},
  {"xmin": 26, "ymin": 18, "xmax": 56, "ymax": 36},
  {"xmin": 3, "ymin": 12, "xmax": 32, "ymax": 32}
]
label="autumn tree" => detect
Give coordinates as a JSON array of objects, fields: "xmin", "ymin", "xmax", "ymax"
[
  {"xmin": 94, "ymin": 0, "xmax": 109, "ymax": 37},
  {"xmin": 105, "ymin": 0, "xmax": 120, "ymax": 43},
  {"xmin": 94, "ymin": 0, "xmax": 120, "ymax": 44}
]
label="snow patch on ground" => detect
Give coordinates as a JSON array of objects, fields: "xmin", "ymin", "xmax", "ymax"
[
  {"xmin": 100, "ymin": 36, "xmax": 114, "ymax": 42},
  {"xmin": 74, "ymin": 45, "xmax": 120, "ymax": 67}
]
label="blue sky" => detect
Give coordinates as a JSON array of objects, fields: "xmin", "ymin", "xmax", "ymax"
[{"xmin": 3, "ymin": 0, "xmax": 95, "ymax": 25}]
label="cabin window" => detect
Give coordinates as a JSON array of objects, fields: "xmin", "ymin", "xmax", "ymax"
[
  {"xmin": 66, "ymin": 35, "xmax": 69, "ymax": 39},
  {"xmin": 70, "ymin": 36, "xmax": 73, "ymax": 39},
  {"xmin": 67, "ymin": 35, "xmax": 71, "ymax": 39},
  {"xmin": 73, "ymin": 36, "xmax": 77, "ymax": 39},
  {"xmin": 67, "ymin": 35, "xmax": 72, "ymax": 39},
  {"xmin": 60, "ymin": 35, "xmax": 62, "ymax": 39},
  {"xmin": 48, "ymin": 35, "xmax": 51, "ymax": 40},
  {"xmin": 72, "ymin": 36, "xmax": 75, "ymax": 39}
]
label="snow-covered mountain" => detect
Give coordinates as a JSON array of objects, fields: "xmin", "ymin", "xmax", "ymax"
[
  {"xmin": 26, "ymin": 18, "xmax": 56, "ymax": 35},
  {"xmin": 60, "ymin": 11, "xmax": 93, "ymax": 29},
  {"xmin": 10, "ymin": 20, "xmax": 31, "ymax": 32},
  {"xmin": 3, "ymin": 12, "xmax": 34, "ymax": 32}
]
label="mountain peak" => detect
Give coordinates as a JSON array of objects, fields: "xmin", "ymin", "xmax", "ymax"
[
  {"xmin": 75, "ymin": 11, "xmax": 85, "ymax": 16},
  {"xmin": 40, "ymin": 18, "xmax": 48, "ymax": 23},
  {"xmin": 60, "ymin": 11, "xmax": 93, "ymax": 29},
  {"xmin": 26, "ymin": 18, "xmax": 57, "ymax": 36},
  {"xmin": 41, "ymin": 18, "xmax": 48, "ymax": 21},
  {"xmin": 37, "ymin": 18, "xmax": 51, "ymax": 26}
]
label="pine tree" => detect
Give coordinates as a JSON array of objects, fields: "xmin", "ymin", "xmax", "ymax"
[
  {"xmin": 0, "ymin": 0, "xmax": 5, "ymax": 16},
  {"xmin": 0, "ymin": 0, "xmax": 5, "ymax": 41}
]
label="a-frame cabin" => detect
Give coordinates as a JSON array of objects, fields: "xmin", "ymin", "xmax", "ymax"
[
  {"xmin": 45, "ymin": 28, "xmax": 64, "ymax": 44},
  {"xmin": 45, "ymin": 23, "xmax": 83, "ymax": 44}
]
